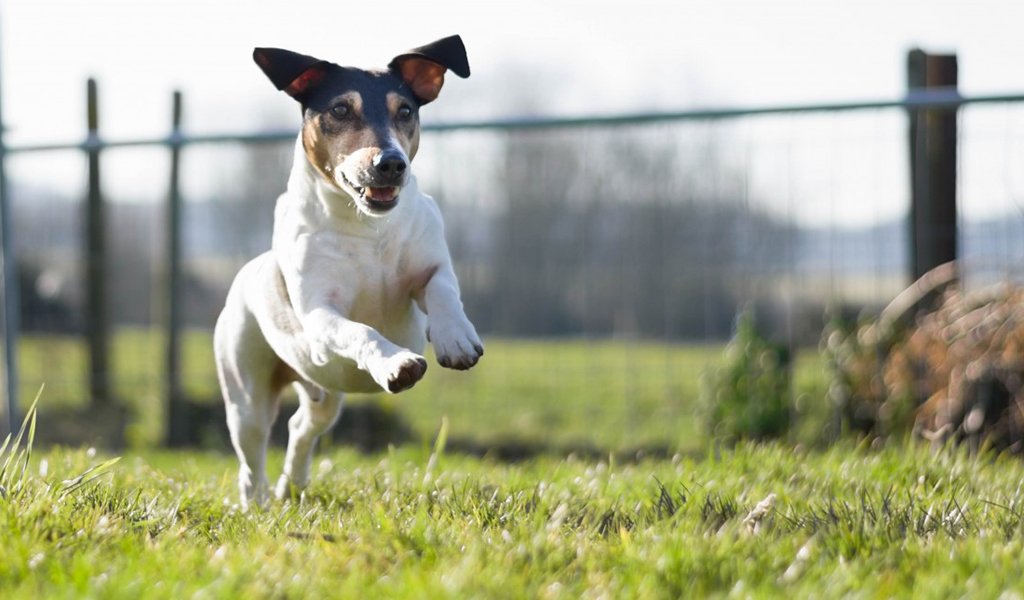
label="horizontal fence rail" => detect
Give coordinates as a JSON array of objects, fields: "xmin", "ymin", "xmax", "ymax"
[{"xmin": 5, "ymin": 89, "xmax": 1024, "ymax": 154}]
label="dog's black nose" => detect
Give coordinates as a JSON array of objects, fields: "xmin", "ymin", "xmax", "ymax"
[{"xmin": 373, "ymin": 151, "xmax": 407, "ymax": 179}]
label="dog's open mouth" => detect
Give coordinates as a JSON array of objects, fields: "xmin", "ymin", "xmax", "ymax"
[
  {"xmin": 361, "ymin": 186, "xmax": 400, "ymax": 210},
  {"xmin": 340, "ymin": 173, "xmax": 400, "ymax": 213}
]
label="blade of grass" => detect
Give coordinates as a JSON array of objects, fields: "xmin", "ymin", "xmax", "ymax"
[
  {"xmin": 60, "ymin": 456, "xmax": 122, "ymax": 498},
  {"xmin": 423, "ymin": 416, "xmax": 449, "ymax": 487},
  {"xmin": 0, "ymin": 386, "xmax": 41, "ymax": 486},
  {"xmin": 0, "ymin": 432, "xmax": 11, "ymax": 462},
  {"xmin": 16, "ymin": 391, "xmax": 40, "ymax": 490}
]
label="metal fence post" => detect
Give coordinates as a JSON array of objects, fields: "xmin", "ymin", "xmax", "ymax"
[
  {"xmin": 907, "ymin": 49, "xmax": 959, "ymax": 282},
  {"xmin": 0, "ymin": 12, "xmax": 19, "ymax": 435},
  {"xmin": 85, "ymin": 78, "xmax": 110, "ymax": 407},
  {"xmin": 166, "ymin": 90, "xmax": 186, "ymax": 446}
]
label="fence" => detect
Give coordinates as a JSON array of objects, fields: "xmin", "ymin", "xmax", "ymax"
[{"xmin": 2, "ymin": 53, "xmax": 1024, "ymax": 448}]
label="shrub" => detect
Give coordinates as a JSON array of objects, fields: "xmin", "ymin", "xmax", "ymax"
[{"xmin": 702, "ymin": 311, "xmax": 792, "ymax": 442}]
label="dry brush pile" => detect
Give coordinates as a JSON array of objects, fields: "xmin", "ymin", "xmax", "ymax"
[{"xmin": 825, "ymin": 262, "xmax": 1024, "ymax": 452}]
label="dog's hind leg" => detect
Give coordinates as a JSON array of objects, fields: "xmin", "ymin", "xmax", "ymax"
[
  {"xmin": 275, "ymin": 381, "xmax": 344, "ymax": 500},
  {"xmin": 223, "ymin": 378, "xmax": 281, "ymax": 510},
  {"xmin": 215, "ymin": 295, "xmax": 283, "ymax": 510}
]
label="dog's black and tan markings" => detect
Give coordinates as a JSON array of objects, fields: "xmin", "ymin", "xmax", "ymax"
[
  {"xmin": 215, "ymin": 36, "xmax": 483, "ymax": 509},
  {"xmin": 252, "ymin": 36, "xmax": 470, "ymax": 213}
]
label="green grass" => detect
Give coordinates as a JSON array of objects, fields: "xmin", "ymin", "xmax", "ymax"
[
  {"xmin": 5, "ymin": 426, "xmax": 1024, "ymax": 598},
  {"xmin": 16, "ymin": 331, "xmax": 830, "ymax": 451},
  {"xmin": 8, "ymin": 333, "xmax": 1016, "ymax": 596}
]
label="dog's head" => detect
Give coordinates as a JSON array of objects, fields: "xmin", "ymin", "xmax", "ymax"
[{"xmin": 253, "ymin": 36, "xmax": 470, "ymax": 216}]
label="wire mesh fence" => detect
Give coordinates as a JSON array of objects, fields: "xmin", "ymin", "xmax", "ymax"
[{"xmin": 3, "ymin": 90, "xmax": 1024, "ymax": 451}]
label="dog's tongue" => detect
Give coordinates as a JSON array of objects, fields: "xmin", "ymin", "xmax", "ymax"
[{"xmin": 365, "ymin": 187, "xmax": 398, "ymax": 203}]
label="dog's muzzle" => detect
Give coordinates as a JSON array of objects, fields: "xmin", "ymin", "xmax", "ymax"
[{"xmin": 339, "ymin": 149, "xmax": 408, "ymax": 215}]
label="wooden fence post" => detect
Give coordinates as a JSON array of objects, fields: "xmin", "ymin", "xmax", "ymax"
[
  {"xmin": 907, "ymin": 49, "xmax": 959, "ymax": 281},
  {"xmin": 0, "ymin": 15, "xmax": 18, "ymax": 434},
  {"xmin": 165, "ymin": 90, "xmax": 186, "ymax": 446},
  {"xmin": 85, "ymin": 78, "xmax": 110, "ymax": 407}
]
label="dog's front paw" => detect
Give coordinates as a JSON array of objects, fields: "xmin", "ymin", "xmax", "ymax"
[
  {"xmin": 431, "ymin": 321, "xmax": 484, "ymax": 371},
  {"xmin": 370, "ymin": 351, "xmax": 428, "ymax": 393}
]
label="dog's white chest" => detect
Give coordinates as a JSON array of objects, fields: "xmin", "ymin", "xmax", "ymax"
[{"xmin": 301, "ymin": 229, "xmax": 414, "ymax": 324}]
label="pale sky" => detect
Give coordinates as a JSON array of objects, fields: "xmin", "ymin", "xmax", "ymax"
[
  {"xmin": 4, "ymin": 0, "xmax": 1020, "ymax": 140},
  {"xmin": 2, "ymin": 0, "xmax": 1023, "ymax": 225}
]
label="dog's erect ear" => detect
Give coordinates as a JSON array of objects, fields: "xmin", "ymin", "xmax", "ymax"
[
  {"xmin": 388, "ymin": 35, "xmax": 470, "ymax": 105},
  {"xmin": 253, "ymin": 47, "xmax": 329, "ymax": 101}
]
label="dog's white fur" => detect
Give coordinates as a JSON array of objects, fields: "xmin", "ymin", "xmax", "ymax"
[{"xmin": 215, "ymin": 136, "xmax": 482, "ymax": 508}]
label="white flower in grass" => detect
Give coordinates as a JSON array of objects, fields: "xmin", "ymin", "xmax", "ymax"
[
  {"xmin": 95, "ymin": 515, "xmax": 116, "ymax": 536},
  {"xmin": 318, "ymin": 458, "xmax": 334, "ymax": 475},
  {"xmin": 28, "ymin": 552, "xmax": 45, "ymax": 570},
  {"xmin": 742, "ymin": 493, "xmax": 776, "ymax": 535},
  {"xmin": 542, "ymin": 582, "xmax": 563, "ymax": 599},
  {"xmin": 780, "ymin": 538, "xmax": 815, "ymax": 583},
  {"xmin": 547, "ymin": 503, "xmax": 569, "ymax": 532}
]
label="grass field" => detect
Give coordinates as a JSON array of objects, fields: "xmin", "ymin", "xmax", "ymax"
[
  {"xmin": 4, "ymin": 426, "xmax": 1024, "ymax": 598},
  {"xmin": 6, "ymin": 334, "xmax": 1024, "ymax": 596}
]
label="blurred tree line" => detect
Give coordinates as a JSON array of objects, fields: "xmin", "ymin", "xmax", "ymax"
[
  {"xmin": 449, "ymin": 127, "xmax": 792, "ymax": 340},
  {"xmin": 10, "ymin": 125, "xmax": 793, "ymax": 342}
]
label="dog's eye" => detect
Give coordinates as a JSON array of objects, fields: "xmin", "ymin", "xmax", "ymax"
[
  {"xmin": 397, "ymin": 105, "xmax": 413, "ymax": 120},
  {"xmin": 329, "ymin": 104, "xmax": 350, "ymax": 119}
]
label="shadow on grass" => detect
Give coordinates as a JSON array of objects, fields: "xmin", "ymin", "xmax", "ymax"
[{"xmin": 34, "ymin": 399, "xmax": 686, "ymax": 464}]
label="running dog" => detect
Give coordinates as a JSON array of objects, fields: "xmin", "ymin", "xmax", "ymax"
[{"xmin": 214, "ymin": 35, "xmax": 483, "ymax": 508}]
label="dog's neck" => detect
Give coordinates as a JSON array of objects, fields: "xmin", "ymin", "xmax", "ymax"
[{"xmin": 284, "ymin": 134, "xmax": 417, "ymax": 228}]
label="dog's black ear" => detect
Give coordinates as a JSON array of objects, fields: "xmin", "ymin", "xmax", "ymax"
[
  {"xmin": 253, "ymin": 47, "xmax": 329, "ymax": 101},
  {"xmin": 388, "ymin": 35, "xmax": 470, "ymax": 105}
]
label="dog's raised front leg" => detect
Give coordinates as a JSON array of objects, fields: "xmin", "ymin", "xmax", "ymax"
[
  {"xmin": 304, "ymin": 306, "xmax": 428, "ymax": 392},
  {"xmin": 420, "ymin": 266, "xmax": 483, "ymax": 370},
  {"xmin": 275, "ymin": 381, "xmax": 344, "ymax": 500}
]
